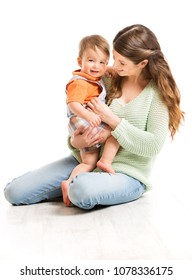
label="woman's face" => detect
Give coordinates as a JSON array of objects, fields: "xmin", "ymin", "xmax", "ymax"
[{"xmin": 112, "ymin": 49, "xmax": 144, "ymax": 77}]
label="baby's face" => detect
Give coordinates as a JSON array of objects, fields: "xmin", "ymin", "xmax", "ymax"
[{"xmin": 78, "ymin": 47, "xmax": 109, "ymax": 78}]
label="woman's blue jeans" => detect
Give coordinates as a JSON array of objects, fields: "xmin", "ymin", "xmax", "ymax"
[{"xmin": 4, "ymin": 155, "xmax": 145, "ymax": 210}]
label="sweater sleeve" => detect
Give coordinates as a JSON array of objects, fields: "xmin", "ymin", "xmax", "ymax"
[{"xmin": 111, "ymin": 93, "xmax": 169, "ymax": 157}]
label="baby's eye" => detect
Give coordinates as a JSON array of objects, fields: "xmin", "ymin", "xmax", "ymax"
[{"xmin": 88, "ymin": 59, "xmax": 94, "ymax": 62}]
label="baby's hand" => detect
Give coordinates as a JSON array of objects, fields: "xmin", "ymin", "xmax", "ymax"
[
  {"xmin": 86, "ymin": 111, "xmax": 101, "ymax": 127},
  {"xmin": 105, "ymin": 66, "xmax": 117, "ymax": 77}
]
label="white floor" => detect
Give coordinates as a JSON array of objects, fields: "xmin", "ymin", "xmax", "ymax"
[{"xmin": 1, "ymin": 186, "xmax": 192, "ymax": 262}]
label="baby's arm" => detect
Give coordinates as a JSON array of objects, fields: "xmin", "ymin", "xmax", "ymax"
[{"xmin": 68, "ymin": 101, "xmax": 101, "ymax": 127}]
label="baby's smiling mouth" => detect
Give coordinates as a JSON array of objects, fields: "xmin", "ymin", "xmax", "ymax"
[{"xmin": 90, "ymin": 70, "xmax": 99, "ymax": 74}]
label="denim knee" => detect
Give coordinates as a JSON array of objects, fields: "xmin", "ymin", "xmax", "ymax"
[
  {"xmin": 4, "ymin": 181, "xmax": 21, "ymax": 205},
  {"xmin": 68, "ymin": 174, "xmax": 95, "ymax": 210},
  {"xmin": 4, "ymin": 172, "xmax": 40, "ymax": 205}
]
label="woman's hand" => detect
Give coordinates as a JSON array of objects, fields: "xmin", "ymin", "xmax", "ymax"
[
  {"xmin": 87, "ymin": 98, "xmax": 121, "ymax": 129},
  {"xmin": 70, "ymin": 125, "xmax": 103, "ymax": 149}
]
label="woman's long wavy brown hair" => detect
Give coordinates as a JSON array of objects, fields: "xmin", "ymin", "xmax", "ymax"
[{"xmin": 108, "ymin": 24, "xmax": 184, "ymax": 139}]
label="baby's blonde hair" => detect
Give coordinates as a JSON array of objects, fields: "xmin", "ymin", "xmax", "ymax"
[{"xmin": 78, "ymin": 35, "xmax": 110, "ymax": 58}]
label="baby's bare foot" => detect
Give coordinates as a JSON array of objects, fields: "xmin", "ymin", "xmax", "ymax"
[
  {"xmin": 61, "ymin": 181, "xmax": 71, "ymax": 206},
  {"xmin": 97, "ymin": 160, "xmax": 115, "ymax": 174}
]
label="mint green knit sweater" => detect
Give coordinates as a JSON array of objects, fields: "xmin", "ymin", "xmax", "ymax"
[{"xmin": 68, "ymin": 80, "xmax": 169, "ymax": 190}]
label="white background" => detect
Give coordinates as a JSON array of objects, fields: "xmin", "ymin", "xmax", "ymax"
[{"xmin": 0, "ymin": 0, "xmax": 191, "ymax": 197}]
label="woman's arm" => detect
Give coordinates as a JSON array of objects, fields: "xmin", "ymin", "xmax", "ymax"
[
  {"xmin": 88, "ymin": 94, "xmax": 169, "ymax": 158},
  {"xmin": 111, "ymin": 96, "xmax": 169, "ymax": 157}
]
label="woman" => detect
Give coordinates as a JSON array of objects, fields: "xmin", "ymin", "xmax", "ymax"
[{"xmin": 4, "ymin": 24, "xmax": 184, "ymax": 209}]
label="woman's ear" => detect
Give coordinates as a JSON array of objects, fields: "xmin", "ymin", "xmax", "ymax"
[
  {"xmin": 77, "ymin": 57, "xmax": 82, "ymax": 67},
  {"xmin": 140, "ymin": 59, "xmax": 148, "ymax": 68}
]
